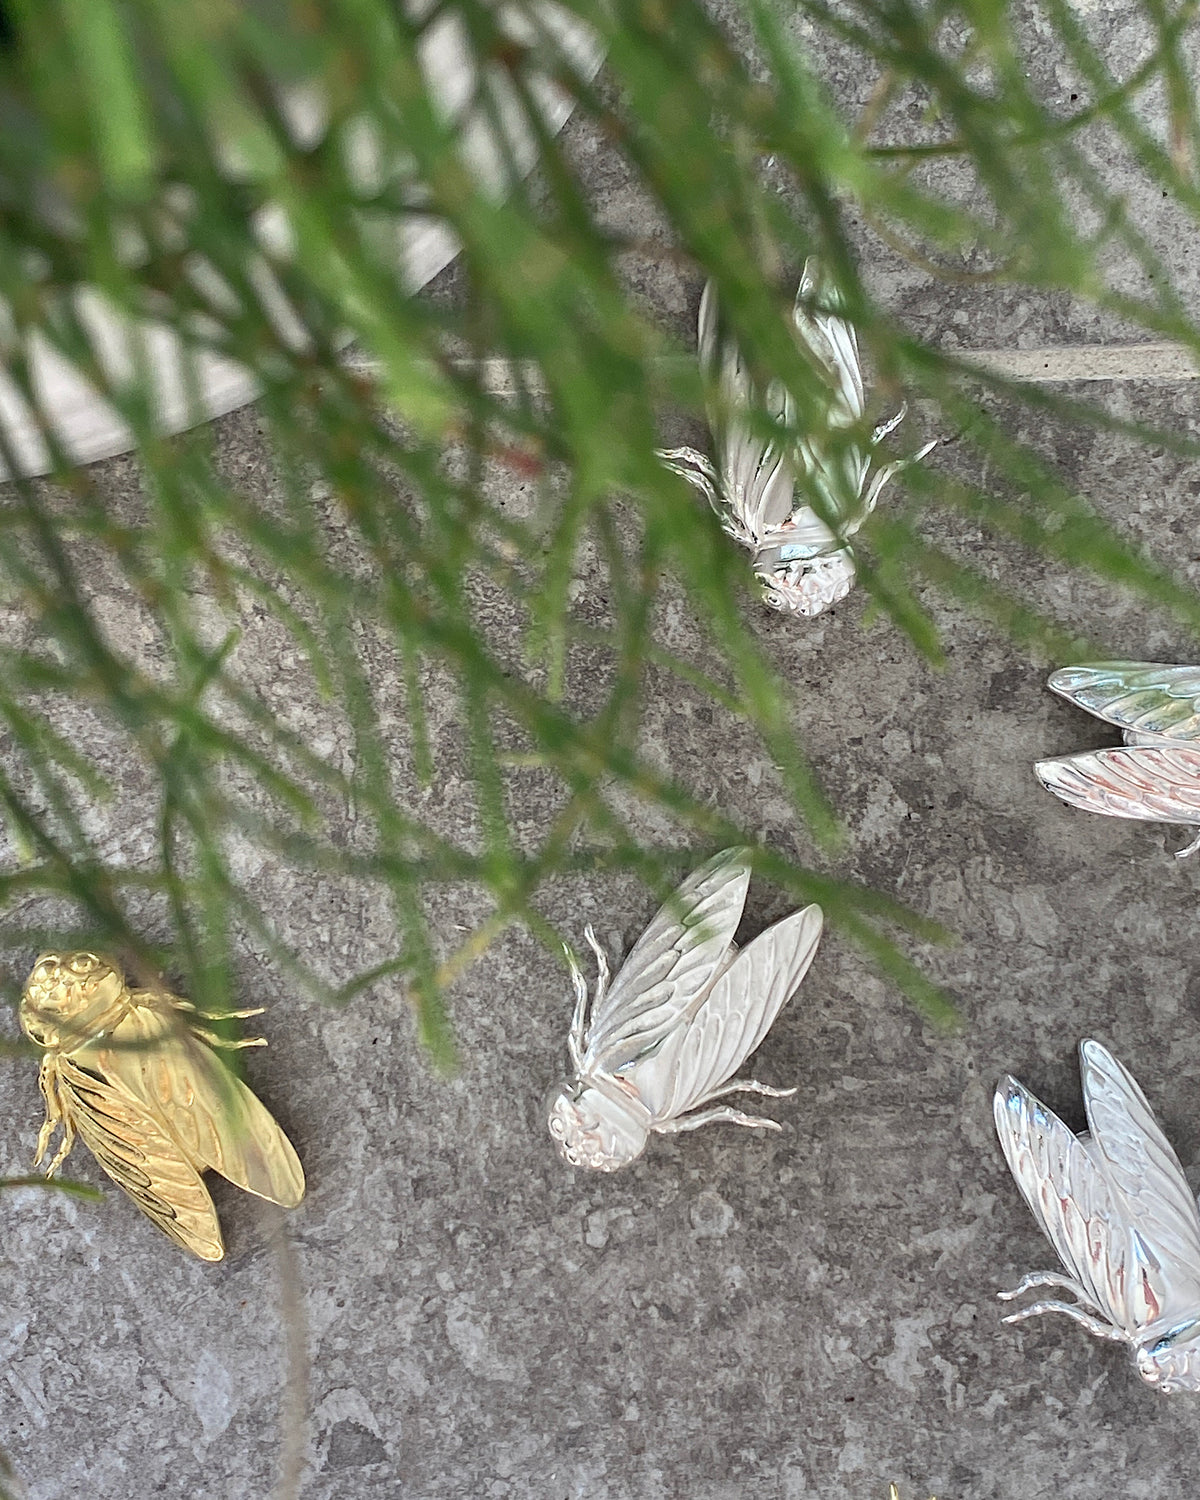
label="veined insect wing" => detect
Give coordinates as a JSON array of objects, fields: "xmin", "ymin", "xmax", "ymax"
[
  {"xmin": 579, "ymin": 848, "xmax": 751, "ymax": 1072},
  {"xmin": 1039, "ymin": 662, "xmax": 1200, "ymax": 856},
  {"xmin": 632, "ymin": 901, "xmax": 822, "ymax": 1125},
  {"xmin": 1048, "ymin": 662, "xmax": 1200, "ymax": 741},
  {"xmin": 1035, "ymin": 743, "xmax": 1200, "ymax": 857}
]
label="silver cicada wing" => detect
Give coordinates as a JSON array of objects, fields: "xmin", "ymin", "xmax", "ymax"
[
  {"xmin": 1048, "ymin": 663, "xmax": 1200, "ymax": 742},
  {"xmin": 995, "ymin": 1041, "xmax": 1200, "ymax": 1389},
  {"xmin": 792, "ymin": 257, "xmax": 865, "ymax": 428},
  {"xmin": 659, "ymin": 283, "xmax": 796, "ymax": 551},
  {"xmin": 994, "ymin": 1069, "xmax": 1136, "ymax": 1340},
  {"xmin": 1035, "ymin": 745, "xmax": 1200, "ymax": 856},
  {"xmin": 631, "ymin": 903, "xmax": 823, "ymax": 1123},
  {"xmin": 581, "ymin": 847, "xmax": 751, "ymax": 1074},
  {"xmin": 699, "ymin": 278, "xmax": 798, "ymax": 542},
  {"xmin": 1079, "ymin": 1040, "xmax": 1200, "ymax": 1326}
]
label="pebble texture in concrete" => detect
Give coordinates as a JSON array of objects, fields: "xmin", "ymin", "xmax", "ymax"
[{"xmin": 5, "ymin": 8, "xmax": 1200, "ymax": 1500}]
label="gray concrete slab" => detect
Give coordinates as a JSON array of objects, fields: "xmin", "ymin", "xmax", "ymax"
[{"xmin": 5, "ymin": 375, "xmax": 1200, "ymax": 1497}]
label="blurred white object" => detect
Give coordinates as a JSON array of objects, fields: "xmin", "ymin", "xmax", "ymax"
[{"xmin": 0, "ymin": 7, "xmax": 602, "ymax": 479}]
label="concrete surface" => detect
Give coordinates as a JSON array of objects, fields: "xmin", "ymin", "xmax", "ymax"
[
  {"xmin": 6, "ymin": 9, "xmax": 1200, "ymax": 1500},
  {"xmin": 563, "ymin": 0, "xmax": 1200, "ymax": 353},
  {"xmin": 5, "ymin": 380, "xmax": 1200, "ymax": 1498}
]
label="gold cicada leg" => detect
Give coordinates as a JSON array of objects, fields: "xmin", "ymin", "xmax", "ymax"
[
  {"xmin": 33, "ymin": 1056, "xmax": 73, "ymax": 1173},
  {"xmin": 187, "ymin": 1026, "xmax": 268, "ymax": 1050},
  {"xmin": 168, "ymin": 997, "xmax": 266, "ymax": 1020},
  {"xmin": 174, "ymin": 1001, "xmax": 269, "ymax": 1051},
  {"xmin": 43, "ymin": 1118, "xmax": 77, "ymax": 1179}
]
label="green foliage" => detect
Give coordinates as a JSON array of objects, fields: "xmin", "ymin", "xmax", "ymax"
[
  {"xmin": 0, "ymin": 1172, "xmax": 102, "ymax": 1199},
  {"xmin": 0, "ymin": 0, "xmax": 1196, "ymax": 1062}
]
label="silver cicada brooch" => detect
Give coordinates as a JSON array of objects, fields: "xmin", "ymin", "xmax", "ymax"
[
  {"xmin": 995, "ymin": 1039, "xmax": 1200, "ymax": 1393},
  {"xmin": 1036, "ymin": 662, "xmax": 1200, "ymax": 857},
  {"xmin": 660, "ymin": 259, "xmax": 934, "ymax": 617},
  {"xmin": 20, "ymin": 951, "xmax": 305, "ymax": 1261},
  {"xmin": 547, "ymin": 848, "xmax": 823, "ymax": 1171}
]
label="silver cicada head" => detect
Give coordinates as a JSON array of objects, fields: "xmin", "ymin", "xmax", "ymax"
[
  {"xmin": 756, "ymin": 549, "xmax": 857, "ymax": 616},
  {"xmin": 546, "ymin": 1079, "xmax": 650, "ymax": 1171},
  {"xmin": 1135, "ymin": 1332, "xmax": 1200, "ymax": 1393}
]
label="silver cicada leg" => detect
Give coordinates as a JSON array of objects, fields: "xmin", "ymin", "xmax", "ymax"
[
  {"xmin": 565, "ymin": 945, "xmax": 590, "ymax": 1072},
  {"xmin": 655, "ymin": 1104, "xmax": 786, "ymax": 1136},
  {"xmin": 564, "ymin": 925, "xmax": 611, "ymax": 1071},
  {"xmin": 582, "ymin": 925, "xmax": 611, "ymax": 1009},
  {"xmin": 692, "ymin": 1078, "xmax": 798, "ymax": 1104},
  {"xmin": 1176, "ymin": 829, "xmax": 1200, "ymax": 859},
  {"xmin": 657, "ymin": 446, "xmax": 720, "ymax": 511},
  {"xmin": 998, "ymin": 1270, "xmax": 1105, "ymax": 1312},
  {"xmin": 1000, "ymin": 1299, "xmax": 1125, "ymax": 1342}
]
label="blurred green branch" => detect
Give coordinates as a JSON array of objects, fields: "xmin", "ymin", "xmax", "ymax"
[
  {"xmin": 0, "ymin": 1172, "xmax": 102, "ymax": 1199},
  {"xmin": 0, "ymin": 0, "xmax": 1195, "ymax": 1066}
]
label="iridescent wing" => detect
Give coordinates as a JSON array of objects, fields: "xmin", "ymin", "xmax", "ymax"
[
  {"xmin": 583, "ymin": 848, "xmax": 751, "ymax": 1075},
  {"xmin": 1049, "ymin": 663, "xmax": 1200, "ymax": 741},
  {"xmin": 1035, "ymin": 745, "xmax": 1200, "ymax": 828},
  {"xmin": 87, "ymin": 1001, "xmax": 305, "ymax": 1210},
  {"xmin": 1080, "ymin": 1039, "xmax": 1200, "ymax": 1330},
  {"xmin": 696, "ymin": 281, "xmax": 798, "ymax": 541},
  {"xmin": 994, "ymin": 1071, "xmax": 1143, "ymax": 1338},
  {"xmin": 791, "ymin": 258, "xmax": 864, "ymax": 428},
  {"xmin": 47, "ymin": 1052, "xmax": 226, "ymax": 1260},
  {"xmin": 630, "ymin": 903, "xmax": 823, "ymax": 1121}
]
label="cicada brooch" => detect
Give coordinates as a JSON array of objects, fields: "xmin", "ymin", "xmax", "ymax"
[
  {"xmin": 994, "ymin": 1039, "xmax": 1200, "ymax": 1392},
  {"xmin": 1036, "ymin": 662, "xmax": 1200, "ymax": 857},
  {"xmin": 547, "ymin": 848, "xmax": 823, "ymax": 1171},
  {"xmin": 20, "ymin": 951, "xmax": 305, "ymax": 1261},
  {"xmin": 660, "ymin": 259, "xmax": 934, "ymax": 617}
]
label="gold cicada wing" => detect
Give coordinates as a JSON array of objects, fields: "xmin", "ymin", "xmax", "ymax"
[
  {"xmin": 46, "ymin": 1051, "xmax": 226, "ymax": 1260},
  {"xmin": 100, "ymin": 1002, "xmax": 305, "ymax": 1209}
]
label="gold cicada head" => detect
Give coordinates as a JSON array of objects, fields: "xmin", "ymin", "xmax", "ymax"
[{"xmin": 19, "ymin": 951, "xmax": 130, "ymax": 1050}]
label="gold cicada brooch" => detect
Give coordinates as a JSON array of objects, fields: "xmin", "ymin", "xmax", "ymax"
[{"xmin": 19, "ymin": 951, "xmax": 305, "ymax": 1261}]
